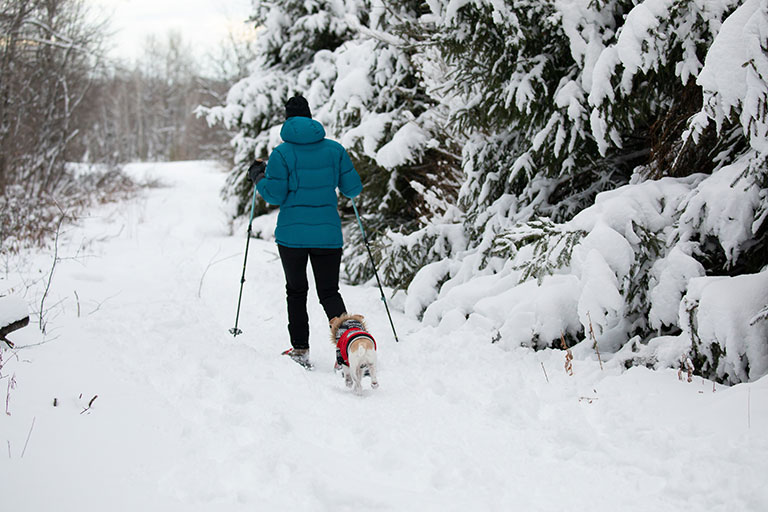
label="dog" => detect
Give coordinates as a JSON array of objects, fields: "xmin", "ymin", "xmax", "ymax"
[{"xmin": 330, "ymin": 314, "xmax": 378, "ymax": 395}]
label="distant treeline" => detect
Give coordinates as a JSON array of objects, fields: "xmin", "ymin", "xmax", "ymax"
[{"xmin": 0, "ymin": 0, "xmax": 250, "ymax": 252}]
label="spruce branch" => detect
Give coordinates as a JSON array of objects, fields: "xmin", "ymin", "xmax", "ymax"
[
  {"xmin": 493, "ymin": 219, "xmax": 585, "ymax": 284},
  {"xmin": 749, "ymin": 305, "xmax": 768, "ymax": 326}
]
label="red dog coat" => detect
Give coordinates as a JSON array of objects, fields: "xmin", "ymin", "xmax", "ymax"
[{"xmin": 336, "ymin": 320, "xmax": 376, "ymax": 366}]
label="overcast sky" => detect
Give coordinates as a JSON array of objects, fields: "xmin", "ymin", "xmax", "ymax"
[{"xmin": 89, "ymin": 0, "xmax": 253, "ymax": 62}]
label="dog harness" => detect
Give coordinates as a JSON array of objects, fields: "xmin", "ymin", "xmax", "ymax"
[{"xmin": 335, "ymin": 319, "xmax": 376, "ymax": 367}]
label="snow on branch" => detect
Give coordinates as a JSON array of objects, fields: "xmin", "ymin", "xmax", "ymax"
[
  {"xmin": 690, "ymin": 0, "xmax": 768, "ymax": 153},
  {"xmin": 0, "ymin": 296, "xmax": 29, "ymax": 349}
]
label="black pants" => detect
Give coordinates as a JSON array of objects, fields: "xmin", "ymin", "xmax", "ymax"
[{"xmin": 278, "ymin": 245, "xmax": 346, "ymax": 349}]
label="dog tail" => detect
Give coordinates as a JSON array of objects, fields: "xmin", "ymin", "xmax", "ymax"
[{"xmin": 352, "ymin": 337, "xmax": 376, "ymax": 364}]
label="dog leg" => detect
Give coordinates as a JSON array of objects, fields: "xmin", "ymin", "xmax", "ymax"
[
  {"xmin": 342, "ymin": 366, "xmax": 353, "ymax": 388},
  {"xmin": 352, "ymin": 363, "xmax": 364, "ymax": 395},
  {"xmin": 368, "ymin": 362, "xmax": 379, "ymax": 389}
]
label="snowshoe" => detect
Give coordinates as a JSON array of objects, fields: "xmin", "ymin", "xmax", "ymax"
[{"xmin": 282, "ymin": 348, "xmax": 314, "ymax": 370}]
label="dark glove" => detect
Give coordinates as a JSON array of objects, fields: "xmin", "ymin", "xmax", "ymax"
[{"xmin": 247, "ymin": 159, "xmax": 266, "ymax": 184}]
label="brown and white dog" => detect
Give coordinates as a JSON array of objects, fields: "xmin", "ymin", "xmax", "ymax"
[{"xmin": 330, "ymin": 314, "xmax": 378, "ymax": 395}]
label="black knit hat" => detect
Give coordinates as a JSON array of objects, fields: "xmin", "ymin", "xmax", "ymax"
[{"xmin": 285, "ymin": 95, "xmax": 312, "ymax": 119}]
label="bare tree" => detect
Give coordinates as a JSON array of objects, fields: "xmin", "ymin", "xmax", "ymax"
[
  {"xmin": 0, "ymin": 0, "xmax": 107, "ymax": 197},
  {"xmin": 75, "ymin": 31, "xmax": 236, "ymax": 165},
  {"xmin": 1, "ymin": 5, "xmax": 250, "ymax": 251}
]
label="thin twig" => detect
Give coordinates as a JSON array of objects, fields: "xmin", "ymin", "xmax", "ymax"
[
  {"xmin": 541, "ymin": 362, "xmax": 550, "ymax": 383},
  {"xmin": 80, "ymin": 394, "xmax": 98, "ymax": 414},
  {"xmin": 87, "ymin": 292, "xmax": 121, "ymax": 316},
  {"xmin": 39, "ymin": 213, "xmax": 67, "ymax": 334},
  {"xmin": 74, "ymin": 290, "xmax": 80, "ymax": 317},
  {"xmin": 5, "ymin": 373, "xmax": 16, "ymax": 415},
  {"xmin": 678, "ymin": 356, "xmax": 694, "ymax": 383},
  {"xmin": 11, "ymin": 334, "xmax": 61, "ymax": 349},
  {"xmin": 197, "ymin": 250, "xmax": 239, "ymax": 298},
  {"xmin": 561, "ymin": 332, "xmax": 573, "ymax": 376},
  {"xmin": 0, "ymin": 349, "xmax": 19, "ymax": 375},
  {"xmin": 586, "ymin": 312, "xmax": 604, "ymax": 370},
  {"xmin": 21, "ymin": 417, "xmax": 35, "ymax": 458}
]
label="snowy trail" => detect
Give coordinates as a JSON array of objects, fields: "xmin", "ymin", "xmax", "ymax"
[{"xmin": 2, "ymin": 162, "xmax": 767, "ymax": 511}]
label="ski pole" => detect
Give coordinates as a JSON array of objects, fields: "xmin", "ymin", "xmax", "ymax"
[
  {"xmin": 351, "ymin": 199, "xmax": 399, "ymax": 342},
  {"xmin": 229, "ymin": 182, "xmax": 259, "ymax": 337}
]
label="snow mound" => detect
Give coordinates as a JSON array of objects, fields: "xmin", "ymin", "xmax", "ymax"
[
  {"xmin": 682, "ymin": 270, "xmax": 768, "ymax": 384},
  {"xmin": 402, "ymin": 151, "xmax": 768, "ymax": 383}
]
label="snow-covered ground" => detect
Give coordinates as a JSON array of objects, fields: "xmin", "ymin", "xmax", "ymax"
[{"xmin": 1, "ymin": 161, "xmax": 766, "ymax": 511}]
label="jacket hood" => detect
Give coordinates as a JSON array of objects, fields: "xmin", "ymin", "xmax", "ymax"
[{"xmin": 280, "ymin": 116, "xmax": 326, "ymax": 145}]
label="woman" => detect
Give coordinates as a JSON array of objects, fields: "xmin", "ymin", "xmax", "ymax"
[{"xmin": 250, "ymin": 95, "xmax": 362, "ymax": 368}]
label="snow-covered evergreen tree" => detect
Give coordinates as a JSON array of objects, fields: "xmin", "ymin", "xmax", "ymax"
[
  {"xmin": 389, "ymin": 0, "xmax": 768, "ymax": 383},
  {"xmin": 201, "ymin": 0, "xmax": 461, "ymax": 280},
  {"xmin": 200, "ymin": 0, "xmax": 357, "ymax": 216},
  {"xmin": 204, "ymin": 0, "xmax": 768, "ymax": 383}
]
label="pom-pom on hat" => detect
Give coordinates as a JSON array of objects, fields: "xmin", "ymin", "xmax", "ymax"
[{"xmin": 285, "ymin": 95, "xmax": 312, "ymax": 119}]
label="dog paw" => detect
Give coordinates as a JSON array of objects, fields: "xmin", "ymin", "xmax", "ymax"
[{"xmin": 371, "ymin": 381, "xmax": 379, "ymax": 389}]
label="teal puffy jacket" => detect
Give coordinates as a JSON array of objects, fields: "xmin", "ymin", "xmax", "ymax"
[{"xmin": 257, "ymin": 116, "xmax": 363, "ymax": 248}]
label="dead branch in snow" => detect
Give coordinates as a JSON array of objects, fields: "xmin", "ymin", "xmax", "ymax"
[
  {"xmin": 80, "ymin": 394, "xmax": 98, "ymax": 415},
  {"xmin": 586, "ymin": 312, "xmax": 604, "ymax": 370},
  {"xmin": 561, "ymin": 332, "xmax": 573, "ymax": 376}
]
